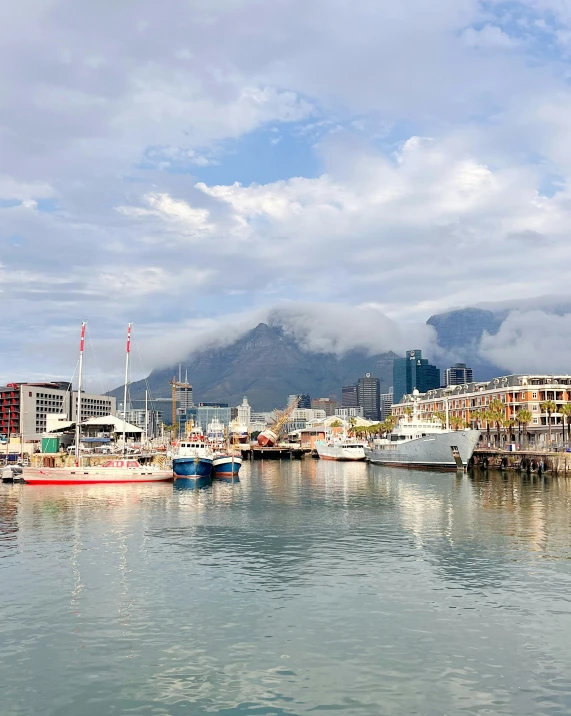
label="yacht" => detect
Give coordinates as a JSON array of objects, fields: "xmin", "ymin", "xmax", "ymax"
[
  {"xmin": 315, "ymin": 435, "xmax": 367, "ymax": 461},
  {"xmin": 365, "ymin": 393, "xmax": 480, "ymax": 471}
]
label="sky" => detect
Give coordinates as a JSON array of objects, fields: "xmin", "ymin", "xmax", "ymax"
[{"xmin": 2, "ymin": 0, "xmax": 571, "ymax": 388}]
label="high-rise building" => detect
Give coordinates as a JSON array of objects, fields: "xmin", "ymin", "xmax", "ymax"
[
  {"xmin": 393, "ymin": 350, "xmax": 440, "ymax": 403},
  {"xmin": 380, "ymin": 387, "xmax": 394, "ymax": 421},
  {"xmin": 357, "ymin": 373, "xmax": 381, "ymax": 421},
  {"xmin": 444, "ymin": 363, "xmax": 473, "ymax": 387},
  {"xmin": 342, "ymin": 384, "xmax": 358, "ymax": 408},
  {"xmin": 311, "ymin": 397, "xmax": 338, "ymax": 416},
  {"xmin": 237, "ymin": 396, "xmax": 251, "ymax": 425},
  {"xmin": 176, "ymin": 384, "xmax": 193, "ymax": 411},
  {"xmin": 288, "ymin": 393, "xmax": 311, "ymax": 409}
]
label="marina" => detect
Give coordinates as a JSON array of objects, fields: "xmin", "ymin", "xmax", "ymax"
[{"xmin": 3, "ymin": 461, "xmax": 571, "ymax": 715}]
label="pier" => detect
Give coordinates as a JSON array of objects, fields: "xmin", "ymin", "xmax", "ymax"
[
  {"xmin": 241, "ymin": 446, "xmax": 306, "ymax": 460},
  {"xmin": 472, "ymin": 448, "xmax": 571, "ymax": 474}
]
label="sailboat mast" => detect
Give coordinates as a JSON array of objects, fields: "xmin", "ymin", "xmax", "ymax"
[
  {"xmin": 123, "ymin": 324, "xmax": 131, "ymax": 456},
  {"xmin": 75, "ymin": 322, "xmax": 86, "ymax": 466},
  {"xmin": 144, "ymin": 389, "xmax": 148, "ymax": 446}
]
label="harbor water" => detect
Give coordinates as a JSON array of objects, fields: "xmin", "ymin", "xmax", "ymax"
[{"xmin": 2, "ymin": 461, "xmax": 571, "ymax": 715}]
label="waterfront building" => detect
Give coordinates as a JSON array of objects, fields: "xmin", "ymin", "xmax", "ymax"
[
  {"xmin": 335, "ymin": 406, "xmax": 364, "ymax": 419},
  {"xmin": 311, "ymin": 397, "xmax": 338, "ymax": 416},
  {"xmin": 122, "ymin": 408, "xmax": 163, "ymax": 439},
  {"xmin": 357, "ymin": 373, "xmax": 381, "ymax": 421},
  {"xmin": 237, "ymin": 396, "xmax": 251, "ymax": 425},
  {"xmin": 392, "ymin": 374, "xmax": 571, "ymax": 445},
  {"xmin": 285, "ymin": 408, "xmax": 327, "ymax": 433},
  {"xmin": 393, "ymin": 350, "xmax": 440, "ymax": 403},
  {"xmin": 444, "ymin": 363, "xmax": 473, "ymax": 387},
  {"xmin": 342, "ymin": 384, "xmax": 358, "ymax": 408},
  {"xmin": 0, "ymin": 382, "xmax": 116, "ymax": 442},
  {"xmin": 380, "ymin": 388, "xmax": 394, "ymax": 421},
  {"xmin": 288, "ymin": 393, "xmax": 311, "ymax": 409},
  {"xmin": 194, "ymin": 404, "xmax": 231, "ymax": 432}
]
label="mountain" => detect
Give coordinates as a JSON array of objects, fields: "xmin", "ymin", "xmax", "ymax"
[{"xmin": 110, "ymin": 323, "xmax": 398, "ymax": 411}]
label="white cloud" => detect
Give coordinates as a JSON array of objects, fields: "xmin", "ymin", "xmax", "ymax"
[
  {"xmin": 462, "ymin": 25, "xmax": 517, "ymax": 49},
  {"xmin": 479, "ymin": 310, "xmax": 571, "ymax": 373}
]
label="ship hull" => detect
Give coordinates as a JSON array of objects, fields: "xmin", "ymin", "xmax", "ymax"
[
  {"xmin": 257, "ymin": 430, "xmax": 278, "ymax": 447},
  {"xmin": 212, "ymin": 455, "xmax": 242, "ymax": 482},
  {"xmin": 365, "ymin": 430, "xmax": 480, "ymax": 471},
  {"xmin": 316, "ymin": 445, "xmax": 366, "ymax": 461},
  {"xmin": 172, "ymin": 457, "xmax": 213, "ymax": 478},
  {"xmin": 174, "ymin": 474, "xmax": 212, "ymax": 489},
  {"xmin": 24, "ymin": 467, "xmax": 173, "ymax": 485}
]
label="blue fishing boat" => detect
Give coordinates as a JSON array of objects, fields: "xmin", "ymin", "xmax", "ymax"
[
  {"xmin": 172, "ymin": 438, "xmax": 213, "ymax": 488},
  {"xmin": 212, "ymin": 454, "xmax": 242, "ymax": 482}
]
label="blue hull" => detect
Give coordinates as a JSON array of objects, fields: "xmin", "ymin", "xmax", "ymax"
[
  {"xmin": 213, "ymin": 458, "xmax": 242, "ymax": 482},
  {"xmin": 174, "ymin": 474, "xmax": 212, "ymax": 489},
  {"xmin": 173, "ymin": 456, "xmax": 213, "ymax": 478}
]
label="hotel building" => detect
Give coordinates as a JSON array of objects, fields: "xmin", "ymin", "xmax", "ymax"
[{"xmin": 392, "ymin": 374, "xmax": 571, "ymax": 443}]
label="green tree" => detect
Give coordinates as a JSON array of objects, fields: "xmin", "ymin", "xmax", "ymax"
[
  {"xmin": 515, "ymin": 409, "xmax": 532, "ymax": 448},
  {"xmin": 488, "ymin": 399, "xmax": 506, "ymax": 447},
  {"xmin": 540, "ymin": 400, "xmax": 557, "ymax": 447},
  {"xmin": 330, "ymin": 419, "xmax": 343, "ymax": 428},
  {"xmin": 403, "ymin": 406, "xmax": 413, "ymax": 418},
  {"xmin": 434, "ymin": 410, "xmax": 446, "ymax": 426}
]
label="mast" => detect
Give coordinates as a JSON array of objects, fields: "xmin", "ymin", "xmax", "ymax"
[
  {"xmin": 144, "ymin": 389, "xmax": 148, "ymax": 446},
  {"xmin": 123, "ymin": 323, "xmax": 131, "ymax": 456},
  {"xmin": 75, "ymin": 322, "xmax": 86, "ymax": 466},
  {"xmin": 445, "ymin": 396, "xmax": 450, "ymax": 431}
]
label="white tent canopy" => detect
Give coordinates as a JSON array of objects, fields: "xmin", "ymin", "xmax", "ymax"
[{"xmin": 81, "ymin": 415, "xmax": 143, "ymax": 434}]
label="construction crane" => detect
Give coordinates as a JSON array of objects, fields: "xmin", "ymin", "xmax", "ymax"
[
  {"xmin": 169, "ymin": 377, "xmax": 192, "ymax": 443},
  {"xmin": 258, "ymin": 396, "xmax": 301, "ymax": 447}
]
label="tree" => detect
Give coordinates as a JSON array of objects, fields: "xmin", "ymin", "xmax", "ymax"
[
  {"xmin": 330, "ymin": 419, "xmax": 343, "ymax": 428},
  {"xmin": 404, "ymin": 406, "xmax": 413, "ymax": 418},
  {"xmin": 540, "ymin": 400, "xmax": 557, "ymax": 447},
  {"xmin": 515, "ymin": 409, "xmax": 532, "ymax": 448},
  {"xmin": 348, "ymin": 416, "xmax": 357, "ymax": 435},
  {"xmin": 434, "ymin": 410, "xmax": 446, "ymax": 426},
  {"xmin": 504, "ymin": 418, "xmax": 517, "ymax": 445},
  {"xmin": 488, "ymin": 399, "xmax": 506, "ymax": 447},
  {"xmin": 559, "ymin": 404, "xmax": 571, "ymax": 446}
]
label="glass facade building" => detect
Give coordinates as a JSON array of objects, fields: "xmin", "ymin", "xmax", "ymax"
[
  {"xmin": 357, "ymin": 373, "xmax": 381, "ymax": 421},
  {"xmin": 393, "ymin": 350, "xmax": 440, "ymax": 403}
]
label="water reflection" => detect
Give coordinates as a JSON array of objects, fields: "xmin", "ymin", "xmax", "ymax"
[{"xmin": 2, "ymin": 465, "xmax": 571, "ymax": 715}]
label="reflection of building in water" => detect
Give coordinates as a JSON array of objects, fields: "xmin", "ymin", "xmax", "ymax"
[{"xmin": 0, "ymin": 491, "xmax": 19, "ymax": 549}]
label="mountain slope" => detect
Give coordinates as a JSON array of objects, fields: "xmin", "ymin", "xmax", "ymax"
[{"xmin": 111, "ymin": 323, "xmax": 398, "ymax": 411}]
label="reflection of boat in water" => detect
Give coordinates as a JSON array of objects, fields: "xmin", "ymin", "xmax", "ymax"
[
  {"xmin": 365, "ymin": 393, "xmax": 479, "ymax": 471},
  {"xmin": 212, "ymin": 454, "xmax": 242, "ymax": 482},
  {"xmin": 172, "ymin": 437, "xmax": 213, "ymax": 489}
]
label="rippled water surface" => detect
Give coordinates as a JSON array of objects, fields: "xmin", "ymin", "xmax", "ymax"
[{"xmin": 2, "ymin": 462, "xmax": 571, "ymax": 715}]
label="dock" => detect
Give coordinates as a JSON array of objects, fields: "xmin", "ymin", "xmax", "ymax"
[
  {"xmin": 472, "ymin": 448, "xmax": 571, "ymax": 474},
  {"xmin": 241, "ymin": 446, "xmax": 306, "ymax": 460}
]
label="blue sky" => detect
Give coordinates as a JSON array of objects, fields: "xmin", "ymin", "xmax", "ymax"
[{"xmin": 3, "ymin": 0, "xmax": 571, "ymax": 386}]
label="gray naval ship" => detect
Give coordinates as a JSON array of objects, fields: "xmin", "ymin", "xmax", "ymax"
[{"xmin": 365, "ymin": 394, "xmax": 481, "ymax": 471}]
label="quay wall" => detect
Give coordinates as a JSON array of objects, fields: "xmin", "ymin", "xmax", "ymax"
[{"xmin": 473, "ymin": 449, "xmax": 571, "ymax": 474}]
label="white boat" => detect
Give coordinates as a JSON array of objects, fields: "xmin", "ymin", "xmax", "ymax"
[
  {"xmin": 315, "ymin": 436, "xmax": 367, "ymax": 461},
  {"xmin": 25, "ymin": 459, "xmax": 173, "ymax": 485},
  {"xmin": 23, "ymin": 323, "xmax": 172, "ymax": 486},
  {"xmin": 206, "ymin": 418, "xmax": 225, "ymax": 443},
  {"xmin": 365, "ymin": 392, "xmax": 480, "ymax": 471}
]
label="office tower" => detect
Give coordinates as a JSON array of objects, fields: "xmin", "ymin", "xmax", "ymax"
[
  {"xmin": 393, "ymin": 350, "xmax": 440, "ymax": 403},
  {"xmin": 357, "ymin": 373, "xmax": 381, "ymax": 421},
  {"xmin": 342, "ymin": 384, "xmax": 358, "ymax": 408},
  {"xmin": 444, "ymin": 363, "xmax": 473, "ymax": 387}
]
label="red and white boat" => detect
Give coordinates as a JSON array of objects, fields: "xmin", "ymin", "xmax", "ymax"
[
  {"xmin": 24, "ymin": 459, "xmax": 173, "ymax": 485},
  {"xmin": 23, "ymin": 323, "xmax": 173, "ymax": 486}
]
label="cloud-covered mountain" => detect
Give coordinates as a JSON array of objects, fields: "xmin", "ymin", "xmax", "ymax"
[{"xmin": 113, "ymin": 322, "xmax": 398, "ymax": 411}]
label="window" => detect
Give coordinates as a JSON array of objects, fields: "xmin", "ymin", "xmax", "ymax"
[
  {"xmin": 533, "ymin": 418, "xmax": 538, "ymax": 424},
  {"xmin": 532, "ymin": 391, "xmax": 538, "ymax": 399},
  {"xmin": 533, "ymin": 404, "xmax": 538, "ymax": 411}
]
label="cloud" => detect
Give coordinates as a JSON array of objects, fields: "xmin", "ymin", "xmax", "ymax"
[{"xmin": 479, "ymin": 310, "xmax": 571, "ymax": 373}]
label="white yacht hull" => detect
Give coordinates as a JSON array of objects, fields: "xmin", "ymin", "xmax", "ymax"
[
  {"xmin": 24, "ymin": 466, "xmax": 173, "ymax": 485},
  {"xmin": 316, "ymin": 444, "xmax": 366, "ymax": 461},
  {"xmin": 365, "ymin": 430, "xmax": 480, "ymax": 470}
]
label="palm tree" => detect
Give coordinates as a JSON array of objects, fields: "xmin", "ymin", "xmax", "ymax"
[
  {"xmin": 560, "ymin": 404, "xmax": 571, "ymax": 446},
  {"xmin": 481, "ymin": 409, "xmax": 492, "ymax": 445},
  {"xmin": 515, "ymin": 409, "xmax": 532, "ymax": 448},
  {"xmin": 434, "ymin": 410, "xmax": 446, "ymax": 426},
  {"xmin": 540, "ymin": 399, "xmax": 557, "ymax": 448},
  {"xmin": 504, "ymin": 418, "xmax": 517, "ymax": 446},
  {"xmin": 404, "ymin": 406, "xmax": 413, "ymax": 418},
  {"xmin": 348, "ymin": 416, "xmax": 357, "ymax": 435},
  {"xmin": 488, "ymin": 399, "xmax": 506, "ymax": 447}
]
